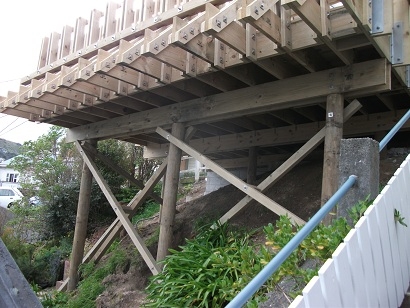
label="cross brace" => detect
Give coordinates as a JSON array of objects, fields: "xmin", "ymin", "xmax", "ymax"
[{"xmin": 155, "ymin": 127, "xmax": 306, "ymax": 226}]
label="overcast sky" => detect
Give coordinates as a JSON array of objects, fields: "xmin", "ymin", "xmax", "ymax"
[{"xmin": 0, "ymin": 0, "xmax": 121, "ymax": 144}]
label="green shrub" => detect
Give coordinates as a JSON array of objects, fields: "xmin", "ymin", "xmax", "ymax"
[
  {"xmin": 1, "ymin": 232, "xmax": 68, "ymax": 288},
  {"xmin": 132, "ymin": 200, "xmax": 161, "ymax": 224},
  {"xmin": 145, "ymin": 223, "xmax": 263, "ymax": 307},
  {"xmin": 146, "ymin": 211, "xmax": 357, "ymax": 306}
]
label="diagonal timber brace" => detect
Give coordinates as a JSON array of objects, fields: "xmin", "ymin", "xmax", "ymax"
[
  {"xmin": 218, "ymin": 99, "xmax": 362, "ymax": 225},
  {"xmin": 58, "ymin": 160, "xmax": 167, "ymax": 291},
  {"xmin": 155, "ymin": 127, "xmax": 305, "ymax": 226},
  {"xmin": 74, "ymin": 141, "xmax": 161, "ymax": 274},
  {"xmin": 82, "ymin": 143, "xmax": 163, "ymax": 205},
  {"xmin": 58, "ymin": 126, "xmax": 198, "ymax": 291}
]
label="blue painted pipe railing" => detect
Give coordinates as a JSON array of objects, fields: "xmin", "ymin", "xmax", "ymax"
[
  {"xmin": 226, "ymin": 175, "xmax": 358, "ymax": 308},
  {"xmin": 379, "ymin": 109, "xmax": 410, "ymax": 151}
]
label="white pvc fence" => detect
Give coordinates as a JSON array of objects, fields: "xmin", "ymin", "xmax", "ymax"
[{"xmin": 290, "ymin": 154, "xmax": 410, "ymax": 308}]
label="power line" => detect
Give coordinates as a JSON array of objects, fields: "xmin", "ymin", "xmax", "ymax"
[
  {"xmin": 0, "ymin": 118, "xmax": 19, "ymax": 135},
  {"xmin": 0, "ymin": 77, "xmax": 20, "ymax": 84},
  {"xmin": 0, "ymin": 119, "xmax": 28, "ymax": 138}
]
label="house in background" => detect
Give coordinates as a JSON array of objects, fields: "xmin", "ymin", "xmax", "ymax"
[{"xmin": 0, "ymin": 157, "xmax": 20, "ymax": 188}]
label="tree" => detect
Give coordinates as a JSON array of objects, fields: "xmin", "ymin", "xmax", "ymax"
[
  {"xmin": 10, "ymin": 127, "xmax": 161, "ymax": 239},
  {"xmin": 11, "ymin": 126, "xmax": 82, "ymax": 239}
]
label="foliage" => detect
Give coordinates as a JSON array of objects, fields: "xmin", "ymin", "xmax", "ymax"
[
  {"xmin": 10, "ymin": 127, "xmax": 158, "ymax": 240},
  {"xmin": 145, "ymin": 212, "xmax": 357, "ymax": 307},
  {"xmin": 132, "ymin": 200, "xmax": 161, "ymax": 224},
  {"xmin": 11, "ymin": 126, "xmax": 81, "ymax": 202},
  {"xmin": 40, "ymin": 290, "xmax": 70, "ymax": 308},
  {"xmin": 133, "ymin": 145, "xmax": 161, "ymax": 183},
  {"xmin": 63, "ymin": 246, "xmax": 127, "ymax": 308},
  {"xmin": 146, "ymin": 223, "xmax": 263, "ymax": 307},
  {"xmin": 347, "ymin": 195, "xmax": 372, "ymax": 224},
  {"xmin": 394, "ymin": 209, "xmax": 407, "ymax": 227},
  {"xmin": 1, "ymin": 230, "xmax": 71, "ymax": 288}
]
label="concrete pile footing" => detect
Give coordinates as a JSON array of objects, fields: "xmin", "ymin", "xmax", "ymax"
[{"xmin": 338, "ymin": 138, "xmax": 380, "ymax": 224}]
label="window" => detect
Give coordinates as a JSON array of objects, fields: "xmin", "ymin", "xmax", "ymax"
[
  {"xmin": 0, "ymin": 189, "xmax": 15, "ymax": 196},
  {"xmin": 6, "ymin": 173, "xmax": 18, "ymax": 183}
]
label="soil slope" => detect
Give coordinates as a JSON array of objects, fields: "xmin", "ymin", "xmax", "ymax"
[{"xmin": 95, "ymin": 152, "xmax": 408, "ymax": 307}]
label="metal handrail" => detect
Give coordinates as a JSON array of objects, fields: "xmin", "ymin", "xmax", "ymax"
[
  {"xmin": 227, "ymin": 108, "xmax": 410, "ymax": 307},
  {"xmin": 379, "ymin": 109, "xmax": 410, "ymax": 151},
  {"xmin": 226, "ymin": 175, "xmax": 358, "ymax": 307}
]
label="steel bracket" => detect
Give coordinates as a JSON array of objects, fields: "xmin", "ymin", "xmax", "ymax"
[
  {"xmin": 370, "ymin": 0, "xmax": 384, "ymax": 34},
  {"xmin": 391, "ymin": 22, "xmax": 404, "ymax": 65}
]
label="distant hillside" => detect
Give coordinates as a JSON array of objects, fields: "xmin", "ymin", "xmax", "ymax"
[{"xmin": 0, "ymin": 138, "xmax": 22, "ymax": 161}]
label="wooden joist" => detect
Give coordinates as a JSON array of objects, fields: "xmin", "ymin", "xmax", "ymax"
[{"xmin": 66, "ymin": 58, "xmax": 389, "ymax": 142}]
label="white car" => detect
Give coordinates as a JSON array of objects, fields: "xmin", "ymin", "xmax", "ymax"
[{"xmin": 0, "ymin": 187, "xmax": 23, "ymax": 209}]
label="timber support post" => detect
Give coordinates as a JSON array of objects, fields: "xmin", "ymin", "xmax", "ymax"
[
  {"xmin": 321, "ymin": 94, "xmax": 344, "ymax": 225},
  {"xmin": 68, "ymin": 139, "xmax": 97, "ymax": 291},
  {"xmin": 157, "ymin": 123, "xmax": 185, "ymax": 262},
  {"xmin": 247, "ymin": 147, "xmax": 257, "ymax": 185}
]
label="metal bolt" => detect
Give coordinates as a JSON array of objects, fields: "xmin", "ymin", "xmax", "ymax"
[
  {"xmin": 252, "ymin": 34, "xmax": 256, "ymax": 41},
  {"xmin": 220, "ymin": 57, "xmax": 223, "ymax": 64},
  {"xmin": 182, "ymin": 32, "xmax": 188, "ymax": 40},
  {"xmin": 252, "ymin": 49, "xmax": 255, "ymax": 55},
  {"xmin": 254, "ymin": 7, "xmax": 259, "ymax": 15},
  {"xmin": 223, "ymin": 16, "xmax": 227, "ymax": 24},
  {"xmin": 128, "ymin": 54, "xmax": 133, "ymax": 61},
  {"xmin": 105, "ymin": 62, "xmax": 110, "ymax": 68},
  {"xmin": 94, "ymin": 44, "xmax": 98, "ymax": 48},
  {"xmin": 143, "ymin": 81, "xmax": 148, "ymax": 87},
  {"xmin": 51, "ymin": 84, "xmax": 56, "ymax": 89},
  {"xmin": 154, "ymin": 44, "xmax": 159, "ymax": 51},
  {"xmin": 216, "ymin": 19, "xmax": 221, "ymax": 28},
  {"xmin": 260, "ymin": 3, "xmax": 264, "ymax": 10},
  {"xmin": 165, "ymin": 73, "xmax": 170, "ymax": 80},
  {"xmin": 161, "ymin": 39, "xmax": 166, "ymax": 46},
  {"xmin": 190, "ymin": 28, "xmax": 195, "ymax": 35},
  {"xmin": 111, "ymin": 36, "xmax": 115, "ymax": 40},
  {"xmin": 244, "ymin": 185, "xmax": 248, "ymax": 190},
  {"xmin": 191, "ymin": 65, "xmax": 195, "ymax": 72},
  {"xmin": 67, "ymin": 77, "xmax": 71, "ymax": 83},
  {"xmin": 177, "ymin": 6, "xmax": 183, "ymax": 12},
  {"xmin": 135, "ymin": 50, "xmax": 139, "ymax": 56}
]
